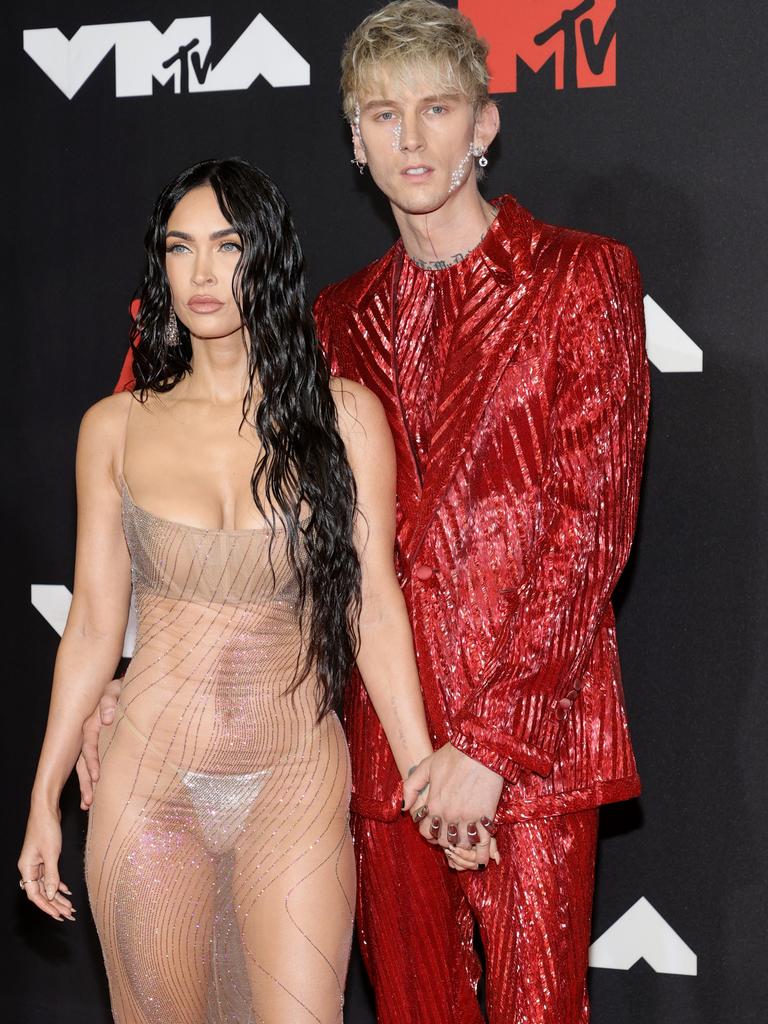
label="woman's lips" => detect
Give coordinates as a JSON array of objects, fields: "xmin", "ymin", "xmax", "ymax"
[{"xmin": 187, "ymin": 296, "xmax": 225, "ymax": 313}]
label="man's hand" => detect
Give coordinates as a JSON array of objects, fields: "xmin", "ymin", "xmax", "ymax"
[
  {"xmin": 403, "ymin": 742, "xmax": 504, "ymax": 852},
  {"xmin": 76, "ymin": 677, "xmax": 121, "ymax": 810}
]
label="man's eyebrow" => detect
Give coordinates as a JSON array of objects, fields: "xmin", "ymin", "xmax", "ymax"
[
  {"xmin": 165, "ymin": 227, "xmax": 240, "ymax": 240},
  {"xmin": 361, "ymin": 93, "xmax": 461, "ymax": 111},
  {"xmin": 361, "ymin": 98, "xmax": 397, "ymax": 110}
]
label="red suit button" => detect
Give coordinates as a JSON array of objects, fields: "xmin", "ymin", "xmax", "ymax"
[{"xmin": 414, "ymin": 564, "xmax": 434, "ymax": 581}]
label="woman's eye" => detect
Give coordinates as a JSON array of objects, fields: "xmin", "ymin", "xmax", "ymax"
[
  {"xmin": 220, "ymin": 241, "xmax": 242, "ymax": 252},
  {"xmin": 166, "ymin": 243, "xmax": 190, "ymax": 254}
]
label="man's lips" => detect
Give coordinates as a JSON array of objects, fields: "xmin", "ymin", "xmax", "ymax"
[
  {"xmin": 401, "ymin": 165, "xmax": 434, "ymax": 179},
  {"xmin": 187, "ymin": 296, "xmax": 225, "ymax": 313}
]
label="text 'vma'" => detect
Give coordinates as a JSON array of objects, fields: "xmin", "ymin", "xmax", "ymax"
[{"xmin": 23, "ymin": 15, "xmax": 310, "ymax": 99}]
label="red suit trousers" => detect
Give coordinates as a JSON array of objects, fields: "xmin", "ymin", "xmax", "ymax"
[{"xmin": 352, "ymin": 808, "xmax": 598, "ymax": 1023}]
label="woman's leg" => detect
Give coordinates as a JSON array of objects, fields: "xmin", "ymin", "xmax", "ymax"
[{"xmin": 233, "ymin": 717, "xmax": 355, "ymax": 1024}]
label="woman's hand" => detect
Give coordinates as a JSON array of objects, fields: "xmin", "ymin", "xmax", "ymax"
[
  {"xmin": 18, "ymin": 807, "xmax": 76, "ymax": 921},
  {"xmin": 444, "ymin": 822, "xmax": 501, "ymax": 872}
]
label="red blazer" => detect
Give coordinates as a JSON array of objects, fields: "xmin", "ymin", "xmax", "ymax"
[{"xmin": 314, "ymin": 196, "xmax": 650, "ymax": 823}]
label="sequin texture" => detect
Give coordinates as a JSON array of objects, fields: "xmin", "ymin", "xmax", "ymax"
[
  {"xmin": 314, "ymin": 195, "xmax": 650, "ymax": 826},
  {"xmin": 314, "ymin": 194, "xmax": 649, "ymax": 1021},
  {"xmin": 85, "ymin": 480, "xmax": 354, "ymax": 1023}
]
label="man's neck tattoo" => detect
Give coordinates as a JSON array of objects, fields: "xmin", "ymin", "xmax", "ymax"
[{"xmin": 410, "ymin": 228, "xmax": 489, "ymax": 271}]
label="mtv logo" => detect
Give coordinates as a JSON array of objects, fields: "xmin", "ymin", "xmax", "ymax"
[
  {"xmin": 589, "ymin": 897, "xmax": 698, "ymax": 975},
  {"xmin": 459, "ymin": 0, "xmax": 616, "ymax": 93},
  {"xmin": 31, "ymin": 584, "xmax": 137, "ymax": 658},
  {"xmin": 23, "ymin": 15, "xmax": 309, "ymax": 99}
]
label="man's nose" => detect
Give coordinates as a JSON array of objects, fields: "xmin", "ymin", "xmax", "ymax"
[{"xmin": 399, "ymin": 111, "xmax": 425, "ymax": 152}]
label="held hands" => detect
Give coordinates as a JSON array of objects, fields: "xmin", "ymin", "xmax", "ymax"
[
  {"xmin": 403, "ymin": 743, "xmax": 503, "ymax": 872},
  {"xmin": 76, "ymin": 677, "xmax": 121, "ymax": 809}
]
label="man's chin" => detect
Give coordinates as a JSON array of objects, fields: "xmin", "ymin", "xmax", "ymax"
[{"xmin": 388, "ymin": 185, "xmax": 450, "ymax": 217}]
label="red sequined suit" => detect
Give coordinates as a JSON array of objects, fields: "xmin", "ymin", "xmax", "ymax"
[{"xmin": 313, "ymin": 196, "xmax": 650, "ymax": 1023}]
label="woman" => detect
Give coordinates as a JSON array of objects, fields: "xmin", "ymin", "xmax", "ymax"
[{"xmin": 18, "ymin": 158, "xmax": 434, "ymax": 1023}]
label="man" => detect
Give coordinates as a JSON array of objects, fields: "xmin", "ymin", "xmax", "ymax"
[{"xmin": 84, "ymin": 2, "xmax": 649, "ymax": 1021}]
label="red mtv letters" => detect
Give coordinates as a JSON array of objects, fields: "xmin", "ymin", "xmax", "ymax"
[{"xmin": 459, "ymin": 0, "xmax": 616, "ymax": 93}]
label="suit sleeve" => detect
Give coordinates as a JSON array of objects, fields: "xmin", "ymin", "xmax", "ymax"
[
  {"xmin": 114, "ymin": 299, "xmax": 141, "ymax": 393},
  {"xmin": 451, "ymin": 240, "xmax": 650, "ymax": 781},
  {"xmin": 313, "ymin": 287, "xmax": 342, "ymax": 374}
]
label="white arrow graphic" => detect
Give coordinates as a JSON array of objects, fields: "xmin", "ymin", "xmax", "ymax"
[
  {"xmin": 644, "ymin": 295, "xmax": 703, "ymax": 373},
  {"xmin": 589, "ymin": 897, "xmax": 698, "ymax": 975},
  {"xmin": 31, "ymin": 584, "xmax": 137, "ymax": 658}
]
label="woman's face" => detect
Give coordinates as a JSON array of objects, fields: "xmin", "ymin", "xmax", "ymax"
[{"xmin": 164, "ymin": 184, "xmax": 244, "ymax": 341}]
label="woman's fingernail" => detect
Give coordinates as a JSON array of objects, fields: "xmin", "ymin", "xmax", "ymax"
[{"xmin": 476, "ymin": 863, "xmax": 486, "ymax": 872}]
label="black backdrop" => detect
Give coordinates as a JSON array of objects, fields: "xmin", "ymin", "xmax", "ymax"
[{"xmin": 4, "ymin": 2, "xmax": 767, "ymax": 1022}]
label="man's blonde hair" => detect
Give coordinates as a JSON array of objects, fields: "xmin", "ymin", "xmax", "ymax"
[{"xmin": 340, "ymin": 0, "xmax": 491, "ymax": 122}]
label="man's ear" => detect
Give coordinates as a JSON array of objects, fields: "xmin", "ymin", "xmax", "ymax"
[
  {"xmin": 351, "ymin": 124, "xmax": 367, "ymax": 166},
  {"xmin": 475, "ymin": 101, "xmax": 500, "ymax": 152}
]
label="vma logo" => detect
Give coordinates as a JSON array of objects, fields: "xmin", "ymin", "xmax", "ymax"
[
  {"xmin": 23, "ymin": 15, "xmax": 309, "ymax": 100},
  {"xmin": 459, "ymin": 0, "xmax": 616, "ymax": 93}
]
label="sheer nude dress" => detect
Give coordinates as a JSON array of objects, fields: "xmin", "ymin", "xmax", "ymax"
[{"xmin": 85, "ymin": 406, "xmax": 354, "ymax": 1023}]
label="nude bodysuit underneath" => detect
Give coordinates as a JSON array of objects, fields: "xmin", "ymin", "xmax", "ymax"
[{"xmin": 85, "ymin": 481, "xmax": 354, "ymax": 1024}]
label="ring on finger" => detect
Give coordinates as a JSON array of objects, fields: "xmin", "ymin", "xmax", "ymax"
[{"xmin": 18, "ymin": 879, "xmax": 37, "ymax": 890}]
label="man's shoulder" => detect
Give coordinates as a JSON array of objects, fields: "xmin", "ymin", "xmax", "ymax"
[
  {"xmin": 314, "ymin": 244, "xmax": 398, "ymax": 320},
  {"xmin": 530, "ymin": 211, "xmax": 637, "ymax": 280}
]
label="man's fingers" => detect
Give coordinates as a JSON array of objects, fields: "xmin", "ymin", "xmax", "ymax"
[
  {"xmin": 75, "ymin": 755, "xmax": 94, "ymax": 810},
  {"xmin": 402, "ymin": 760, "xmax": 430, "ymax": 812},
  {"xmin": 99, "ymin": 695, "xmax": 116, "ymax": 725},
  {"xmin": 82, "ymin": 715, "xmax": 102, "ymax": 784}
]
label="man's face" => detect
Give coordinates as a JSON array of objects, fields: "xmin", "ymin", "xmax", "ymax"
[{"xmin": 353, "ymin": 70, "xmax": 488, "ymax": 216}]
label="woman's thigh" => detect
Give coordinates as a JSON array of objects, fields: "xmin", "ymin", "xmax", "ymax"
[{"xmin": 232, "ymin": 723, "xmax": 355, "ymax": 1024}]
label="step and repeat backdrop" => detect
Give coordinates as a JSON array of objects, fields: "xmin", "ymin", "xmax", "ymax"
[{"xmin": 4, "ymin": 2, "xmax": 766, "ymax": 1022}]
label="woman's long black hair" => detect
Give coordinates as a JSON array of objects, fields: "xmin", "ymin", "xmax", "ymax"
[{"xmin": 131, "ymin": 157, "xmax": 361, "ymax": 719}]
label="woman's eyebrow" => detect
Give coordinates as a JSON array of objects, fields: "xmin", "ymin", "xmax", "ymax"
[{"xmin": 165, "ymin": 228, "xmax": 240, "ymax": 240}]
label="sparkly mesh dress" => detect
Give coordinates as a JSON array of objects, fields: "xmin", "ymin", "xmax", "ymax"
[{"xmin": 85, "ymin": 445, "xmax": 354, "ymax": 1023}]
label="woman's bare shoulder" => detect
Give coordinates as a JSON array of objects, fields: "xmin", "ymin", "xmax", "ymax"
[{"xmin": 78, "ymin": 391, "xmax": 133, "ymax": 448}]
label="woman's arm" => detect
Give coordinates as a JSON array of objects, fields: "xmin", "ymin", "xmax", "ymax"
[
  {"xmin": 19, "ymin": 395, "xmax": 132, "ymax": 917},
  {"xmin": 332, "ymin": 380, "xmax": 433, "ymax": 779}
]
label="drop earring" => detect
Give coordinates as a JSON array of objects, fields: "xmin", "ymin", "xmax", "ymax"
[
  {"xmin": 165, "ymin": 309, "xmax": 180, "ymax": 347},
  {"xmin": 351, "ymin": 157, "xmax": 367, "ymax": 175},
  {"xmin": 471, "ymin": 144, "xmax": 489, "ymax": 167}
]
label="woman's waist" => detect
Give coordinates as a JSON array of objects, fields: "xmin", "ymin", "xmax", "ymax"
[{"xmin": 105, "ymin": 695, "xmax": 341, "ymax": 773}]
